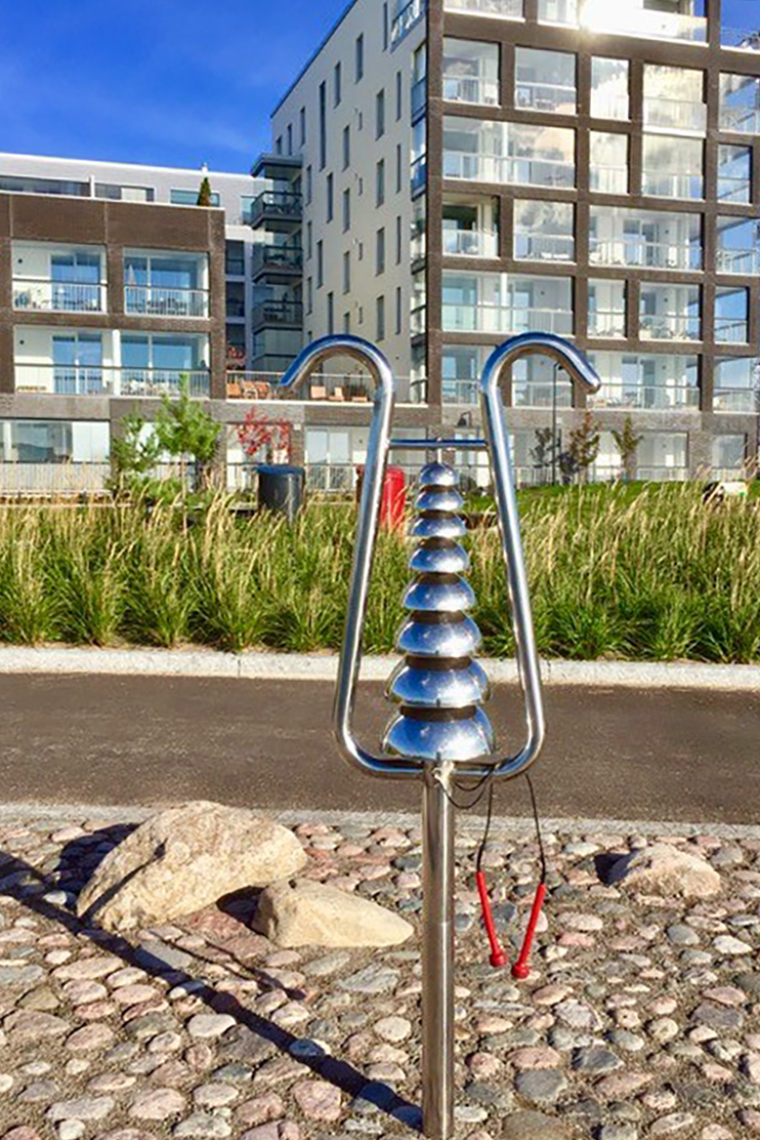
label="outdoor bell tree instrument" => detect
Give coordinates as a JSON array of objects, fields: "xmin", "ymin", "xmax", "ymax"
[{"xmin": 280, "ymin": 333, "xmax": 601, "ymax": 1140}]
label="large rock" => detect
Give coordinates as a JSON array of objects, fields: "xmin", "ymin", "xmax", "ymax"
[
  {"xmin": 76, "ymin": 801, "xmax": 307, "ymax": 931},
  {"xmin": 253, "ymin": 878, "xmax": 413, "ymax": 948},
  {"xmin": 606, "ymin": 843, "xmax": 721, "ymax": 898},
  {"xmin": 502, "ymin": 1110, "xmax": 570, "ymax": 1139}
]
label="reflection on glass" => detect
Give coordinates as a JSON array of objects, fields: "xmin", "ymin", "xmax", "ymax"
[
  {"xmin": 579, "ymin": 0, "xmax": 706, "ymax": 42},
  {"xmin": 716, "ymin": 217, "xmax": 760, "ymax": 275},
  {"xmin": 443, "ymin": 197, "xmax": 499, "ymax": 257},
  {"xmin": 513, "ymin": 200, "xmax": 574, "ymax": 261},
  {"xmin": 717, "ymin": 145, "xmax": 751, "ymax": 203},
  {"xmin": 589, "ymin": 206, "xmax": 702, "ymax": 271},
  {"xmin": 443, "ymin": 116, "xmax": 575, "ymax": 188},
  {"xmin": 588, "ymin": 280, "xmax": 626, "ymax": 337},
  {"xmin": 642, "ymin": 135, "xmax": 703, "ymax": 200},
  {"xmin": 515, "ymin": 47, "xmax": 576, "ymax": 114},
  {"xmin": 715, "ymin": 287, "xmax": 749, "ymax": 344},
  {"xmin": 441, "ymin": 271, "xmax": 573, "ymax": 335},
  {"xmin": 590, "ymin": 132, "xmax": 628, "ymax": 194},
  {"xmin": 443, "ymin": 38, "xmax": 499, "ymax": 106},
  {"xmin": 639, "ymin": 283, "xmax": 701, "ymax": 341},
  {"xmin": 591, "ymin": 57, "xmax": 629, "ymax": 120},
  {"xmin": 588, "ymin": 351, "xmax": 699, "ymax": 409},
  {"xmin": 720, "ymin": 74, "xmax": 760, "ymax": 134},
  {"xmin": 711, "ymin": 434, "xmax": 746, "ymax": 474},
  {"xmin": 713, "ymin": 357, "xmax": 759, "ymax": 412},
  {"xmin": 643, "ymin": 64, "xmax": 706, "ymax": 133}
]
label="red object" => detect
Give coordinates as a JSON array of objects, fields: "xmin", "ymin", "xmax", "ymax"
[
  {"xmin": 511, "ymin": 881, "xmax": 547, "ymax": 979},
  {"xmin": 380, "ymin": 465, "xmax": 406, "ymax": 530},
  {"xmin": 475, "ymin": 870, "xmax": 507, "ymax": 968}
]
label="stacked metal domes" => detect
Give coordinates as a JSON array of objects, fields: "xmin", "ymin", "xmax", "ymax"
[{"xmin": 382, "ymin": 461, "xmax": 495, "ymax": 763}]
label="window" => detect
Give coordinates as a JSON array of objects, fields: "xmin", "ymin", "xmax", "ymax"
[
  {"xmin": 413, "ymin": 44, "xmax": 427, "ymax": 121},
  {"xmin": 170, "ymin": 188, "xmax": 220, "ymax": 206},
  {"xmin": 317, "ymin": 241, "xmax": 324, "ymax": 288},
  {"xmin": 121, "ymin": 334, "xmax": 209, "ymax": 395},
  {"xmin": 588, "ymin": 279, "xmax": 626, "ymax": 338},
  {"xmin": 712, "ymin": 434, "xmax": 746, "ymax": 476},
  {"xmin": 396, "ymin": 70, "xmax": 403, "ymax": 120},
  {"xmin": 327, "ymin": 292, "xmax": 334, "ymax": 335},
  {"xmin": 718, "ymin": 145, "xmax": 751, "ymax": 204},
  {"xmin": 343, "ymin": 125, "xmax": 350, "ymax": 170},
  {"xmin": 124, "ymin": 251, "xmax": 209, "ymax": 318},
  {"xmin": 396, "ymin": 144, "xmax": 402, "ymax": 193},
  {"xmin": 591, "ymin": 57, "xmax": 629, "ymax": 120},
  {"xmin": 0, "ymin": 174, "xmax": 89, "ymax": 196},
  {"xmin": 225, "ymin": 242, "xmax": 245, "ymax": 276},
  {"xmin": 589, "ymin": 133, "xmax": 628, "ymax": 195},
  {"xmin": 319, "ymin": 81, "xmax": 327, "ymax": 169},
  {"xmin": 376, "ymin": 228, "xmax": 386, "ymax": 274},
  {"xmin": 307, "ymin": 278, "xmax": 313, "ymax": 314},
  {"xmin": 0, "ymin": 419, "xmax": 109, "ymax": 463},
  {"xmin": 306, "ymin": 221, "xmax": 313, "ymax": 261},
  {"xmin": 343, "ymin": 188, "xmax": 351, "ymax": 232},
  {"xmin": 720, "ymin": 73, "xmax": 760, "ymax": 135},
  {"xmin": 343, "ymin": 251, "xmax": 350, "ymax": 293},
  {"xmin": 334, "ymin": 62, "xmax": 342, "ymax": 107},
  {"xmin": 715, "ymin": 287, "xmax": 749, "ymax": 343},
  {"xmin": 587, "ymin": 351, "xmax": 699, "ymax": 410},
  {"xmin": 716, "ymin": 216, "xmax": 760, "ymax": 275},
  {"xmin": 376, "ymin": 159, "xmax": 385, "ymax": 207},
  {"xmin": 443, "ymin": 197, "xmax": 499, "ymax": 257},
  {"xmin": 642, "ymin": 135, "xmax": 703, "ymax": 200},
  {"xmin": 396, "ymin": 215, "xmax": 402, "ymax": 264},
  {"xmin": 95, "ymin": 183, "xmax": 154, "ymax": 202},
  {"xmin": 513, "ymin": 200, "xmax": 574, "ymax": 262},
  {"xmin": 713, "ymin": 358, "xmax": 758, "ymax": 412},
  {"xmin": 376, "ymin": 295, "xmax": 385, "ymax": 340},
  {"xmin": 306, "ymin": 165, "xmax": 313, "ymax": 204},
  {"xmin": 343, "ymin": 311, "xmax": 351, "ymax": 334},
  {"xmin": 515, "ymin": 47, "xmax": 576, "ymax": 114},
  {"xmin": 443, "ymin": 38, "xmax": 500, "ymax": 107},
  {"xmin": 395, "ymin": 286, "xmax": 402, "ymax": 335},
  {"xmin": 589, "ymin": 207, "xmax": 702, "ymax": 271},
  {"xmin": 443, "ymin": 116, "xmax": 575, "ymax": 189},
  {"xmin": 327, "ymin": 174, "xmax": 334, "ymax": 222},
  {"xmin": 643, "ymin": 65, "xmax": 706, "ymax": 133},
  {"xmin": 287, "ymin": 125, "xmax": 293, "ymax": 155},
  {"xmin": 639, "ymin": 283, "xmax": 701, "ymax": 341},
  {"xmin": 376, "ymin": 89, "xmax": 386, "ymax": 138},
  {"xmin": 300, "ymin": 107, "xmax": 306, "ymax": 146},
  {"xmin": 356, "ymin": 34, "xmax": 364, "ymax": 82},
  {"xmin": 441, "ymin": 271, "xmax": 573, "ymax": 335},
  {"xmin": 275, "ymin": 136, "xmax": 282, "ymax": 155}
]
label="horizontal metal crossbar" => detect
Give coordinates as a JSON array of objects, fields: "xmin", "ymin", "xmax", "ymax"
[{"xmin": 389, "ymin": 437, "xmax": 488, "ymax": 451}]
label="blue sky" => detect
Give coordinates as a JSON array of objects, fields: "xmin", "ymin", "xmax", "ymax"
[{"xmin": 1, "ymin": 0, "xmax": 758, "ymax": 175}]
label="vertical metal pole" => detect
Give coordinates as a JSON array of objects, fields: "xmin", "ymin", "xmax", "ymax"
[
  {"xmin": 551, "ymin": 363, "xmax": 558, "ymax": 486},
  {"xmin": 422, "ymin": 762, "xmax": 455, "ymax": 1140}
]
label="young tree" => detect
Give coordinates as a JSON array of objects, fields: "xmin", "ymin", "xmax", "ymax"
[
  {"xmin": 612, "ymin": 415, "xmax": 644, "ymax": 482},
  {"xmin": 108, "ymin": 412, "xmax": 161, "ymax": 496},
  {"xmin": 531, "ymin": 427, "xmax": 560, "ymax": 485},
  {"xmin": 196, "ymin": 177, "xmax": 213, "ymax": 207},
  {"xmin": 566, "ymin": 411, "xmax": 601, "ymax": 484},
  {"xmin": 153, "ymin": 377, "xmax": 221, "ymax": 489}
]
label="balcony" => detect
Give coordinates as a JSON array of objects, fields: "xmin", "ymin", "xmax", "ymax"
[
  {"xmin": 639, "ymin": 314, "xmax": 701, "ymax": 341},
  {"xmin": 249, "ymin": 190, "xmax": 303, "ymax": 232},
  {"xmin": 411, "ymin": 78, "xmax": 426, "ymax": 120},
  {"xmin": 444, "ymin": 0, "xmax": 523, "ymax": 16},
  {"xmin": 443, "ymin": 151, "xmax": 574, "ymax": 189},
  {"xmin": 391, "ymin": 0, "xmax": 425, "ymax": 46},
  {"xmin": 443, "ymin": 76, "xmax": 499, "ymax": 107},
  {"xmin": 515, "ymin": 81, "xmax": 576, "ymax": 115},
  {"xmin": 251, "ymin": 299, "xmax": 304, "ymax": 329},
  {"xmin": 715, "ymin": 318, "xmax": 749, "ymax": 344},
  {"xmin": 643, "ymin": 97, "xmax": 706, "ymax": 134},
  {"xmin": 14, "ymin": 363, "xmax": 210, "ymax": 398},
  {"xmin": 513, "ymin": 233, "xmax": 574, "ymax": 262},
  {"xmin": 225, "ymin": 371, "xmax": 421, "ymax": 403},
  {"xmin": 124, "ymin": 286, "xmax": 208, "ymax": 319},
  {"xmin": 720, "ymin": 107, "xmax": 760, "ymax": 135},
  {"xmin": 12, "ymin": 280, "xmax": 106, "ymax": 314},
  {"xmin": 251, "ymin": 245, "xmax": 303, "ymax": 279},
  {"xmin": 443, "ymin": 229, "xmax": 498, "ymax": 257},
  {"xmin": 442, "ymin": 302, "xmax": 572, "ymax": 335},
  {"xmin": 411, "ymin": 155, "xmax": 427, "ymax": 196},
  {"xmin": 0, "ymin": 462, "xmax": 112, "ymax": 496},
  {"xmin": 589, "ymin": 241, "xmax": 701, "ymax": 272},
  {"xmin": 576, "ymin": 4, "xmax": 706, "ymax": 44},
  {"xmin": 716, "ymin": 248, "xmax": 760, "ymax": 275},
  {"xmin": 588, "ymin": 309, "xmax": 626, "ymax": 338},
  {"xmin": 589, "ymin": 384, "xmax": 699, "ymax": 410},
  {"xmin": 713, "ymin": 388, "xmax": 756, "ymax": 412},
  {"xmin": 717, "ymin": 174, "xmax": 751, "ymax": 203}
]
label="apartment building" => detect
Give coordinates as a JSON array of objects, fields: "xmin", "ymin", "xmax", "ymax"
[
  {"xmin": 257, "ymin": 0, "xmax": 760, "ymax": 484},
  {"xmin": 0, "ymin": 154, "xmax": 263, "ymax": 372}
]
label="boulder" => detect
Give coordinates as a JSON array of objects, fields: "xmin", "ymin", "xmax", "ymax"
[
  {"xmin": 76, "ymin": 801, "xmax": 307, "ymax": 931},
  {"xmin": 606, "ymin": 843, "xmax": 721, "ymax": 899},
  {"xmin": 253, "ymin": 878, "xmax": 413, "ymax": 948}
]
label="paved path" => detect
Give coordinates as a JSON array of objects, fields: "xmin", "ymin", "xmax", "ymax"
[{"xmin": 0, "ymin": 675, "xmax": 757, "ymax": 824}]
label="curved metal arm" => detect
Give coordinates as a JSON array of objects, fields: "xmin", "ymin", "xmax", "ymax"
[
  {"xmin": 281, "ymin": 335, "xmax": 418, "ymax": 779},
  {"xmin": 477, "ymin": 332, "xmax": 601, "ymax": 780}
]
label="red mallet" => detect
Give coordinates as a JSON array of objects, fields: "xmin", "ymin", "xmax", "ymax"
[
  {"xmin": 475, "ymin": 869, "xmax": 507, "ymax": 968},
  {"xmin": 511, "ymin": 881, "xmax": 547, "ymax": 980}
]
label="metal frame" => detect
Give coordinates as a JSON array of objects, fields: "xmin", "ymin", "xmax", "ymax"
[{"xmin": 279, "ymin": 331, "xmax": 601, "ymax": 1140}]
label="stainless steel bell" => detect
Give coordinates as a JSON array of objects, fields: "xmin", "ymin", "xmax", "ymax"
[{"xmin": 382, "ymin": 461, "xmax": 495, "ymax": 763}]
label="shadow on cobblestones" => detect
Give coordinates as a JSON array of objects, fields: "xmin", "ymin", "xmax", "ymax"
[{"xmin": 0, "ymin": 845, "xmax": 423, "ymax": 1131}]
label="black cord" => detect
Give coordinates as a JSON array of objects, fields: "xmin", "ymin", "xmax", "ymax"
[
  {"xmin": 475, "ymin": 779, "xmax": 495, "ymax": 874},
  {"xmin": 525, "ymin": 772, "xmax": 547, "ymax": 883}
]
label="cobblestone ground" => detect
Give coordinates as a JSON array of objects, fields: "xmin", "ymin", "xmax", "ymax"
[{"xmin": 1, "ymin": 812, "xmax": 759, "ymax": 1140}]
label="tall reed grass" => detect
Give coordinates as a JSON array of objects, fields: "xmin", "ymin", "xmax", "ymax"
[{"xmin": 0, "ymin": 484, "xmax": 756, "ymax": 661}]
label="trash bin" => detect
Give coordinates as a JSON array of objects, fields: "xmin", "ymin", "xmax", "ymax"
[
  {"xmin": 355, "ymin": 464, "xmax": 406, "ymax": 530},
  {"xmin": 257, "ymin": 464, "xmax": 305, "ymax": 523}
]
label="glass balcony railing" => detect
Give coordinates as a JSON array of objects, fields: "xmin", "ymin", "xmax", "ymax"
[
  {"xmin": 249, "ymin": 191, "xmax": 303, "ymax": 226},
  {"xmin": 411, "ymin": 79, "xmax": 426, "ymax": 120},
  {"xmin": 716, "ymin": 249, "xmax": 760, "ymax": 275},
  {"xmin": 719, "ymin": 106, "xmax": 760, "ymax": 135},
  {"xmin": 14, "ymin": 364, "xmax": 210, "ymax": 398},
  {"xmin": 12, "ymin": 280, "xmax": 106, "ymax": 313},
  {"xmin": 643, "ymin": 97, "xmax": 707, "ymax": 134},
  {"xmin": 251, "ymin": 299, "xmax": 304, "ymax": 327},
  {"xmin": 442, "ymin": 302, "xmax": 572, "ymax": 335},
  {"xmin": 391, "ymin": 0, "xmax": 425, "ymax": 47},
  {"xmin": 640, "ymin": 314, "xmax": 701, "ymax": 341},
  {"xmin": 713, "ymin": 388, "xmax": 756, "ymax": 412},
  {"xmin": 590, "ymin": 241, "xmax": 701, "ymax": 272},
  {"xmin": 589, "ymin": 384, "xmax": 699, "ymax": 410},
  {"xmin": 582, "ymin": 7, "xmax": 706, "ymax": 43},
  {"xmin": 411, "ymin": 155, "xmax": 427, "ymax": 195},
  {"xmin": 590, "ymin": 94, "xmax": 629, "ymax": 121},
  {"xmin": 721, "ymin": 28, "xmax": 760, "ymax": 52},
  {"xmin": 715, "ymin": 318, "xmax": 749, "ymax": 344},
  {"xmin": 443, "ymin": 151, "xmax": 574, "ymax": 188},
  {"xmin": 443, "ymin": 76, "xmax": 499, "ymax": 106},
  {"xmin": 125, "ymin": 286, "xmax": 208, "ymax": 318},
  {"xmin": 513, "ymin": 233, "xmax": 574, "ymax": 262},
  {"xmin": 515, "ymin": 82, "xmax": 576, "ymax": 114},
  {"xmin": 443, "ymin": 229, "xmax": 498, "ymax": 256},
  {"xmin": 0, "ymin": 462, "xmax": 113, "ymax": 496},
  {"xmin": 251, "ymin": 246, "xmax": 303, "ymax": 274},
  {"xmin": 588, "ymin": 310, "xmax": 626, "ymax": 338},
  {"xmin": 225, "ymin": 371, "xmax": 423, "ymax": 403},
  {"xmin": 444, "ymin": 0, "xmax": 523, "ymax": 16},
  {"xmin": 512, "ymin": 381, "xmax": 573, "ymax": 407},
  {"xmin": 717, "ymin": 175, "xmax": 751, "ymax": 203},
  {"xmin": 591, "ymin": 166, "xmax": 629, "ymax": 195},
  {"xmin": 642, "ymin": 172, "xmax": 702, "ymax": 200}
]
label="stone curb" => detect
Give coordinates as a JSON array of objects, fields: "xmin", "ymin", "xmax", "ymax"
[
  {"xmin": 2, "ymin": 800, "xmax": 760, "ymax": 839},
  {"xmin": 0, "ymin": 646, "xmax": 759, "ymax": 690}
]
